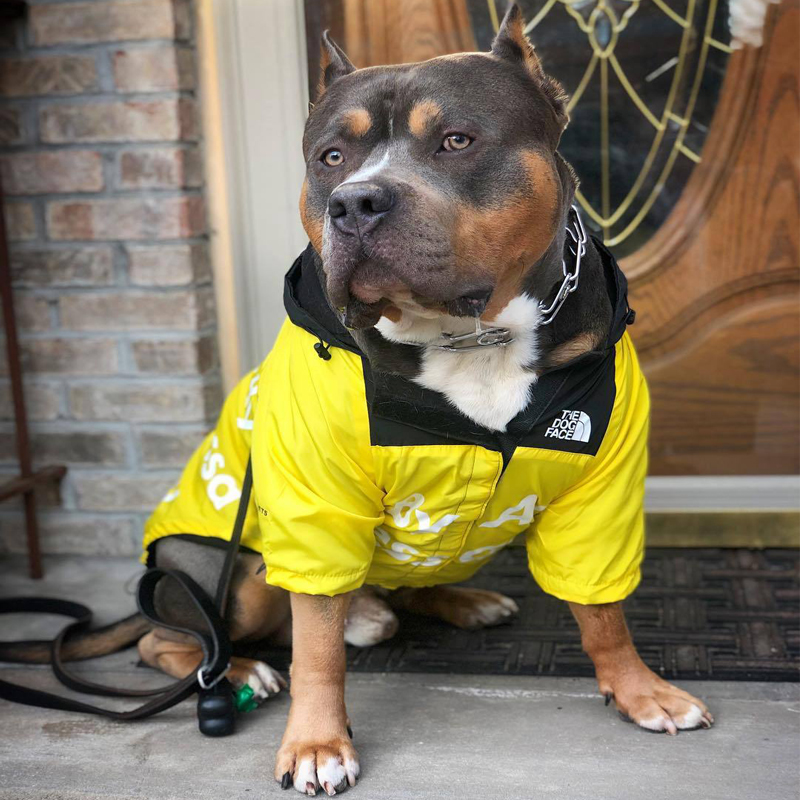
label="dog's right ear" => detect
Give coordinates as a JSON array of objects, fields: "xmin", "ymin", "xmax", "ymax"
[
  {"xmin": 491, "ymin": 3, "xmax": 569, "ymax": 132},
  {"xmin": 317, "ymin": 31, "xmax": 355, "ymax": 100}
]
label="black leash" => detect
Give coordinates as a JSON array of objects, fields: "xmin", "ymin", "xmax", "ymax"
[{"xmin": 0, "ymin": 458, "xmax": 254, "ymax": 736}]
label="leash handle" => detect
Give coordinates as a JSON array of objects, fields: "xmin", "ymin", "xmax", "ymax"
[
  {"xmin": 0, "ymin": 457, "xmax": 255, "ymax": 728},
  {"xmin": 0, "ymin": 595, "xmax": 197, "ymax": 720}
]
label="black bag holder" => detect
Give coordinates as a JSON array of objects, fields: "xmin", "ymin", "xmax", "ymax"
[{"xmin": 0, "ymin": 458, "xmax": 254, "ymax": 737}]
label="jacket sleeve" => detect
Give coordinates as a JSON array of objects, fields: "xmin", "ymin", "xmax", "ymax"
[
  {"xmin": 526, "ymin": 341, "xmax": 649, "ymax": 605},
  {"xmin": 253, "ymin": 323, "xmax": 384, "ymax": 596}
]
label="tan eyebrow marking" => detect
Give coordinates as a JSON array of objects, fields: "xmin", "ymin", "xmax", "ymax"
[
  {"xmin": 407, "ymin": 100, "xmax": 442, "ymax": 138},
  {"xmin": 342, "ymin": 108, "xmax": 372, "ymax": 137}
]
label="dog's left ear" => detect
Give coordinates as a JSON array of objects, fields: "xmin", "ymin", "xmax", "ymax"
[
  {"xmin": 491, "ymin": 3, "xmax": 569, "ymax": 130},
  {"xmin": 317, "ymin": 30, "xmax": 356, "ymax": 100}
]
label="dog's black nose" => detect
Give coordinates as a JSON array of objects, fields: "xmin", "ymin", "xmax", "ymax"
[{"xmin": 328, "ymin": 181, "xmax": 394, "ymax": 235}]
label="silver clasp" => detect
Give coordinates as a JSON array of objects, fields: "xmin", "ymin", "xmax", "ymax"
[
  {"xmin": 197, "ymin": 662, "xmax": 231, "ymax": 690},
  {"xmin": 436, "ymin": 317, "xmax": 515, "ymax": 352}
]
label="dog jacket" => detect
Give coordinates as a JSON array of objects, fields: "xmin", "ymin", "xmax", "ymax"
[{"xmin": 144, "ymin": 242, "xmax": 648, "ymax": 604}]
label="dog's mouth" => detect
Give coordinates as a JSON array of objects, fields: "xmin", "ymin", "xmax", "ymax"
[
  {"xmin": 343, "ymin": 283, "xmax": 493, "ymax": 330},
  {"xmin": 326, "ymin": 254, "xmax": 494, "ymax": 330}
]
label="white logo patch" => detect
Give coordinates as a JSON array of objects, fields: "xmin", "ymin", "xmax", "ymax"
[{"xmin": 544, "ymin": 410, "xmax": 592, "ymax": 442}]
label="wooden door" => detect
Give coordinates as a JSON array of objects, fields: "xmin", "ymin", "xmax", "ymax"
[
  {"xmin": 622, "ymin": 1, "xmax": 799, "ymax": 475},
  {"xmin": 304, "ymin": 0, "xmax": 800, "ymax": 477}
]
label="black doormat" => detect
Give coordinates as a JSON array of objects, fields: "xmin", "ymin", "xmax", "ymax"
[{"xmin": 249, "ymin": 548, "xmax": 800, "ymax": 681}]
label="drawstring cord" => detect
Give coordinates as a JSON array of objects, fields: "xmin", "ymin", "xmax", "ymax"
[{"xmin": 314, "ymin": 339, "xmax": 332, "ymax": 360}]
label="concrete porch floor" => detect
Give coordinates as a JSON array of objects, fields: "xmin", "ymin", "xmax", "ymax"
[{"xmin": 1, "ymin": 556, "xmax": 798, "ymax": 800}]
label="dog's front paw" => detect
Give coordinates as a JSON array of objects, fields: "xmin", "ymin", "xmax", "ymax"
[
  {"xmin": 275, "ymin": 737, "xmax": 359, "ymax": 796},
  {"xmin": 599, "ymin": 661, "xmax": 714, "ymax": 734}
]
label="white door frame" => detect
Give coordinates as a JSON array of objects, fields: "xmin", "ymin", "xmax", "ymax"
[{"xmin": 198, "ymin": 0, "xmax": 310, "ymax": 384}]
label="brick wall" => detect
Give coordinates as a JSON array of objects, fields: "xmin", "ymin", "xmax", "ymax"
[{"xmin": 0, "ymin": 0, "xmax": 221, "ymax": 557}]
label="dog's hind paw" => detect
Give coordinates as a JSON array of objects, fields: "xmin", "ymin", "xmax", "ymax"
[
  {"xmin": 396, "ymin": 585, "xmax": 519, "ymax": 630},
  {"xmin": 452, "ymin": 589, "xmax": 519, "ymax": 629},
  {"xmin": 228, "ymin": 657, "xmax": 287, "ymax": 702}
]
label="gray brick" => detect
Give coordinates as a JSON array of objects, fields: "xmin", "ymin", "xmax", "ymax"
[
  {"xmin": 10, "ymin": 246, "xmax": 114, "ymax": 287},
  {"xmin": 113, "ymin": 45, "xmax": 195, "ymax": 92},
  {"xmin": 31, "ymin": 0, "xmax": 183, "ymax": 46},
  {"xmin": 2, "ymin": 338, "xmax": 119, "ymax": 376},
  {"xmin": 40, "ymin": 99, "xmax": 198, "ymax": 144},
  {"xmin": 4, "ymin": 202, "xmax": 36, "ymax": 241},
  {"xmin": 118, "ymin": 147, "xmax": 203, "ymax": 190},
  {"xmin": 0, "ymin": 513, "xmax": 138, "ymax": 556},
  {"xmin": 74, "ymin": 472, "xmax": 177, "ymax": 511},
  {"xmin": 0, "ymin": 151, "xmax": 104, "ymax": 195},
  {"xmin": 131, "ymin": 336, "xmax": 216, "ymax": 374},
  {"xmin": 126, "ymin": 242, "xmax": 210, "ymax": 286},
  {"xmin": 0, "ymin": 428, "xmax": 126, "ymax": 466},
  {"xmin": 60, "ymin": 288, "xmax": 212, "ymax": 331},
  {"xmin": 0, "ymin": 55, "xmax": 98, "ymax": 97},
  {"xmin": 3, "ymin": 294, "xmax": 52, "ymax": 332},
  {"xmin": 69, "ymin": 380, "xmax": 213, "ymax": 422},
  {"xmin": 0, "ymin": 381, "xmax": 62, "ymax": 421},
  {"xmin": 46, "ymin": 195, "xmax": 206, "ymax": 240},
  {"xmin": 137, "ymin": 427, "xmax": 204, "ymax": 467},
  {"xmin": 0, "ymin": 107, "xmax": 24, "ymax": 145}
]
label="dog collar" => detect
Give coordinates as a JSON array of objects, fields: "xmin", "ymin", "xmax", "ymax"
[
  {"xmin": 433, "ymin": 205, "xmax": 586, "ymax": 352},
  {"xmin": 538, "ymin": 204, "xmax": 587, "ymax": 326}
]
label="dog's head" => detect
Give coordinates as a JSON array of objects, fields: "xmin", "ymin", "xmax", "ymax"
[{"xmin": 300, "ymin": 4, "xmax": 575, "ymax": 330}]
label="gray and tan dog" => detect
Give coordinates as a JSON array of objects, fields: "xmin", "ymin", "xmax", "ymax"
[{"xmin": 1, "ymin": 5, "xmax": 713, "ymax": 796}]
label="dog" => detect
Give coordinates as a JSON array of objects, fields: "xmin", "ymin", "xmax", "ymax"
[{"xmin": 12, "ymin": 5, "xmax": 714, "ymax": 795}]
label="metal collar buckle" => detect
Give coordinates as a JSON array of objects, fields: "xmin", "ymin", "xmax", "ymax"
[
  {"xmin": 538, "ymin": 204, "xmax": 587, "ymax": 326},
  {"xmin": 197, "ymin": 661, "xmax": 231, "ymax": 690},
  {"xmin": 435, "ymin": 317, "xmax": 515, "ymax": 352}
]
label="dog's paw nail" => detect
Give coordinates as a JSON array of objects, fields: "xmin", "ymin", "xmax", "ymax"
[
  {"xmin": 701, "ymin": 717, "xmax": 712, "ymax": 729},
  {"xmin": 344, "ymin": 758, "xmax": 360, "ymax": 787},
  {"xmin": 323, "ymin": 782, "xmax": 336, "ymax": 796},
  {"xmin": 347, "ymin": 725, "xmax": 353, "ymax": 739},
  {"xmin": 501, "ymin": 597, "xmax": 519, "ymax": 612},
  {"xmin": 281, "ymin": 772, "xmax": 292, "ymax": 790},
  {"xmin": 306, "ymin": 782, "xmax": 317, "ymax": 796},
  {"xmin": 604, "ymin": 692, "xmax": 613, "ymax": 706}
]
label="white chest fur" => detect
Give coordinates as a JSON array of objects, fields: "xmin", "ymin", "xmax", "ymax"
[{"xmin": 375, "ymin": 295, "xmax": 542, "ymax": 431}]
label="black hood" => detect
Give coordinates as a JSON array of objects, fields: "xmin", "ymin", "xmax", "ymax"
[
  {"xmin": 283, "ymin": 237, "xmax": 634, "ymax": 365},
  {"xmin": 283, "ymin": 245, "xmax": 361, "ymax": 356},
  {"xmin": 282, "ymin": 239, "xmax": 636, "ymax": 458}
]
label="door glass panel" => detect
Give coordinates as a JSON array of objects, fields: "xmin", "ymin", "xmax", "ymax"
[{"xmin": 468, "ymin": 0, "xmax": 732, "ymax": 256}]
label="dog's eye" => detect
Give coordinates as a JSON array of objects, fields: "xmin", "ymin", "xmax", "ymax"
[
  {"xmin": 322, "ymin": 149, "xmax": 345, "ymax": 167},
  {"xmin": 442, "ymin": 134, "xmax": 472, "ymax": 152}
]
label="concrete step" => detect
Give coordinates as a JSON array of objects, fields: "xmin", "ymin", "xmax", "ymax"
[{"xmin": 1, "ymin": 556, "xmax": 798, "ymax": 800}]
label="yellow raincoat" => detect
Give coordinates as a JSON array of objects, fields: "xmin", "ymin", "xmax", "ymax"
[{"xmin": 144, "ymin": 242, "xmax": 648, "ymax": 605}]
